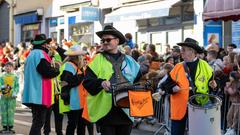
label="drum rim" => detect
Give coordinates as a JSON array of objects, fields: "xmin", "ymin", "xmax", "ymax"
[{"xmin": 188, "ymin": 94, "xmax": 222, "ymax": 110}]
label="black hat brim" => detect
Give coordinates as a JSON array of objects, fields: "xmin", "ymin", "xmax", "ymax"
[
  {"xmin": 177, "ymin": 42, "xmax": 203, "ymax": 53},
  {"xmin": 96, "ymin": 30, "xmax": 126, "ymax": 45}
]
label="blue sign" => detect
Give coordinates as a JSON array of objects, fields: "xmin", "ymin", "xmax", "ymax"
[
  {"xmin": 49, "ymin": 18, "xmax": 58, "ymax": 27},
  {"xmin": 15, "ymin": 12, "xmax": 37, "ymax": 24},
  {"xmin": 68, "ymin": 16, "xmax": 76, "ymax": 25},
  {"xmin": 232, "ymin": 21, "xmax": 240, "ymax": 48},
  {"xmin": 204, "ymin": 20, "xmax": 223, "ymax": 47},
  {"xmin": 81, "ymin": 7, "xmax": 99, "ymax": 21}
]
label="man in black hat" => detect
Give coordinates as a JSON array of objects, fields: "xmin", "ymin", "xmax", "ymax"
[
  {"xmin": 158, "ymin": 38, "xmax": 217, "ymax": 135},
  {"xmin": 22, "ymin": 34, "xmax": 60, "ymax": 135},
  {"xmin": 82, "ymin": 25, "xmax": 144, "ymax": 135}
]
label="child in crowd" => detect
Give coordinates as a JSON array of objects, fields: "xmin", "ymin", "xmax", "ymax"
[
  {"xmin": 224, "ymin": 71, "xmax": 240, "ymax": 135},
  {"xmin": 0, "ymin": 62, "xmax": 19, "ymax": 133}
]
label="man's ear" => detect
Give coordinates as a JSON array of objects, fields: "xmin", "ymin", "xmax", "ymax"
[{"xmin": 116, "ymin": 38, "xmax": 120, "ymax": 44}]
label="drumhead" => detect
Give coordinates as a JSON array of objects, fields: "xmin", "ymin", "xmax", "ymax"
[{"xmin": 188, "ymin": 94, "xmax": 222, "ymax": 109}]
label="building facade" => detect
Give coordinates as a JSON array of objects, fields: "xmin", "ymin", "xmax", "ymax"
[{"xmin": 0, "ymin": 1, "xmax": 9, "ymax": 43}]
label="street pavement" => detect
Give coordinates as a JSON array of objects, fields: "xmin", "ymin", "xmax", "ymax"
[{"xmin": 2, "ymin": 107, "xmax": 162, "ymax": 135}]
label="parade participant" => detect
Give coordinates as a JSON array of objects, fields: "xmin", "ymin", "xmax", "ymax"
[
  {"xmin": 158, "ymin": 38, "xmax": 217, "ymax": 135},
  {"xmin": 59, "ymin": 45, "xmax": 87, "ymax": 135},
  {"xmin": 82, "ymin": 25, "xmax": 142, "ymax": 135},
  {"xmin": 22, "ymin": 34, "xmax": 60, "ymax": 135},
  {"xmin": 43, "ymin": 42, "xmax": 66, "ymax": 135},
  {"xmin": 0, "ymin": 62, "xmax": 19, "ymax": 133}
]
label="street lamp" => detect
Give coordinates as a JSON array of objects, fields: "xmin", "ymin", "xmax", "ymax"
[{"xmin": 36, "ymin": 8, "xmax": 44, "ymax": 21}]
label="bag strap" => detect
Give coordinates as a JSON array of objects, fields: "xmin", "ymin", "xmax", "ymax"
[{"xmin": 183, "ymin": 62, "xmax": 195, "ymax": 94}]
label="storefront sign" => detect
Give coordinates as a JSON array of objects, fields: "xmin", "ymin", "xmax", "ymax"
[
  {"xmin": 232, "ymin": 21, "xmax": 240, "ymax": 48},
  {"xmin": 80, "ymin": 7, "xmax": 99, "ymax": 21},
  {"xmin": 203, "ymin": 20, "xmax": 222, "ymax": 47},
  {"xmin": 15, "ymin": 12, "xmax": 38, "ymax": 24},
  {"xmin": 49, "ymin": 18, "xmax": 58, "ymax": 27},
  {"xmin": 68, "ymin": 16, "xmax": 76, "ymax": 25},
  {"xmin": 22, "ymin": 23, "xmax": 40, "ymax": 31}
]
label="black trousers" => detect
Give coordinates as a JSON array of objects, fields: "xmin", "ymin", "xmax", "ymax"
[
  {"xmin": 99, "ymin": 124, "xmax": 132, "ymax": 135},
  {"xmin": 44, "ymin": 102, "xmax": 64, "ymax": 135},
  {"xmin": 171, "ymin": 114, "xmax": 187, "ymax": 135},
  {"xmin": 29, "ymin": 105, "xmax": 49, "ymax": 135},
  {"xmin": 66, "ymin": 109, "xmax": 94, "ymax": 135}
]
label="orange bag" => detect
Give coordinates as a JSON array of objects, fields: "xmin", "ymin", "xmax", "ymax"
[{"xmin": 128, "ymin": 90, "xmax": 154, "ymax": 117}]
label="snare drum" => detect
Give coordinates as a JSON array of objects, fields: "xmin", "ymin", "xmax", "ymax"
[
  {"xmin": 112, "ymin": 85, "xmax": 130, "ymax": 108},
  {"xmin": 112, "ymin": 84, "xmax": 151, "ymax": 108},
  {"xmin": 188, "ymin": 94, "xmax": 222, "ymax": 135}
]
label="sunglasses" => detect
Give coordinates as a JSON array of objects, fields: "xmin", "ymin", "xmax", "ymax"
[{"xmin": 100, "ymin": 38, "xmax": 116, "ymax": 43}]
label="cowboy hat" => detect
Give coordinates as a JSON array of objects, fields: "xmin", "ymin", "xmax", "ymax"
[
  {"xmin": 64, "ymin": 45, "xmax": 86, "ymax": 56},
  {"xmin": 177, "ymin": 38, "xmax": 203, "ymax": 53},
  {"xmin": 31, "ymin": 34, "xmax": 52, "ymax": 45},
  {"xmin": 96, "ymin": 25, "xmax": 126, "ymax": 45}
]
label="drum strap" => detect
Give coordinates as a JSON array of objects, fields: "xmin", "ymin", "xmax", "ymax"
[
  {"xmin": 102, "ymin": 52, "xmax": 129, "ymax": 87},
  {"xmin": 183, "ymin": 62, "xmax": 195, "ymax": 94}
]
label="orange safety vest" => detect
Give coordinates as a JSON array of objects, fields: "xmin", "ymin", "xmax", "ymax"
[{"xmin": 169, "ymin": 63, "xmax": 190, "ymax": 120}]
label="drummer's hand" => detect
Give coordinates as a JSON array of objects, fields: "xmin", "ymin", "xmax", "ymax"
[
  {"xmin": 61, "ymin": 81, "xmax": 68, "ymax": 87},
  {"xmin": 209, "ymin": 80, "xmax": 217, "ymax": 89},
  {"xmin": 101, "ymin": 80, "xmax": 111, "ymax": 91},
  {"xmin": 158, "ymin": 89, "xmax": 165, "ymax": 95},
  {"xmin": 172, "ymin": 85, "xmax": 180, "ymax": 93}
]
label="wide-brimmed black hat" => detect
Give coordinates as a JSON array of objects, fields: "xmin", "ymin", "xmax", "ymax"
[
  {"xmin": 96, "ymin": 25, "xmax": 126, "ymax": 45},
  {"xmin": 31, "ymin": 34, "xmax": 52, "ymax": 45},
  {"xmin": 177, "ymin": 38, "xmax": 203, "ymax": 53}
]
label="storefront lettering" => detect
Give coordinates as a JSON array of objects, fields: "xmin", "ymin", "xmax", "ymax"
[{"xmin": 22, "ymin": 24, "xmax": 39, "ymax": 31}]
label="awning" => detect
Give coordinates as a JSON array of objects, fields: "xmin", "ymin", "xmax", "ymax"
[
  {"xmin": 203, "ymin": 0, "xmax": 240, "ymax": 21},
  {"xmin": 104, "ymin": 0, "xmax": 180, "ymax": 23},
  {"xmin": 14, "ymin": 11, "xmax": 38, "ymax": 24}
]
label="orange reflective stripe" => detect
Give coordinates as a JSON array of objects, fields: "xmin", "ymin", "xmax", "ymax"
[
  {"xmin": 169, "ymin": 63, "xmax": 189, "ymax": 120},
  {"xmin": 82, "ymin": 95, "xmax": 90, "ymax": 121}
]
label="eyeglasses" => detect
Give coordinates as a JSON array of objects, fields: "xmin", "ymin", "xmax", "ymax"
[{"xmin": 100, "ymin": 38, "xmax": 116, "ymax": 43}]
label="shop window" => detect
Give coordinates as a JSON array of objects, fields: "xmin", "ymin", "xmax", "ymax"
[
  {"xmin": 168, "ymin": 30, "xmax": 182, "ymax": 47},
  {"xmin": 149, "ymin": 18, "xmax": 159, "ymax": 27},
  {"xmin": 165, "ymin": 16, "xmax": 181, "ymax": 25},
  {"xmin": 51, "ymin": 32, "xmax": 57, "ymax": 41},
  {"xmin": 137, "ymin": 19, "xmax": 147, "ymax": 30},
  {"xmin": 183, "ymin": 26, "xmax": 193, "ymax": 40},
  {"xmin": 69, "ymin": 22, "xmax": 93, "ymax": 45},
  {"xmin": 21, "ymin": 23, "xmax": 40, "ymax": 42},
  {"xmin": 151, "ymin": 32, "xmax": 166, "ymax": 54}
]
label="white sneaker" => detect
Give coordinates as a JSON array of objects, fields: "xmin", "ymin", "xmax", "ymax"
[{"xmin": 225, "ymin": 128, "xmax": 236, "ymax": 135}]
